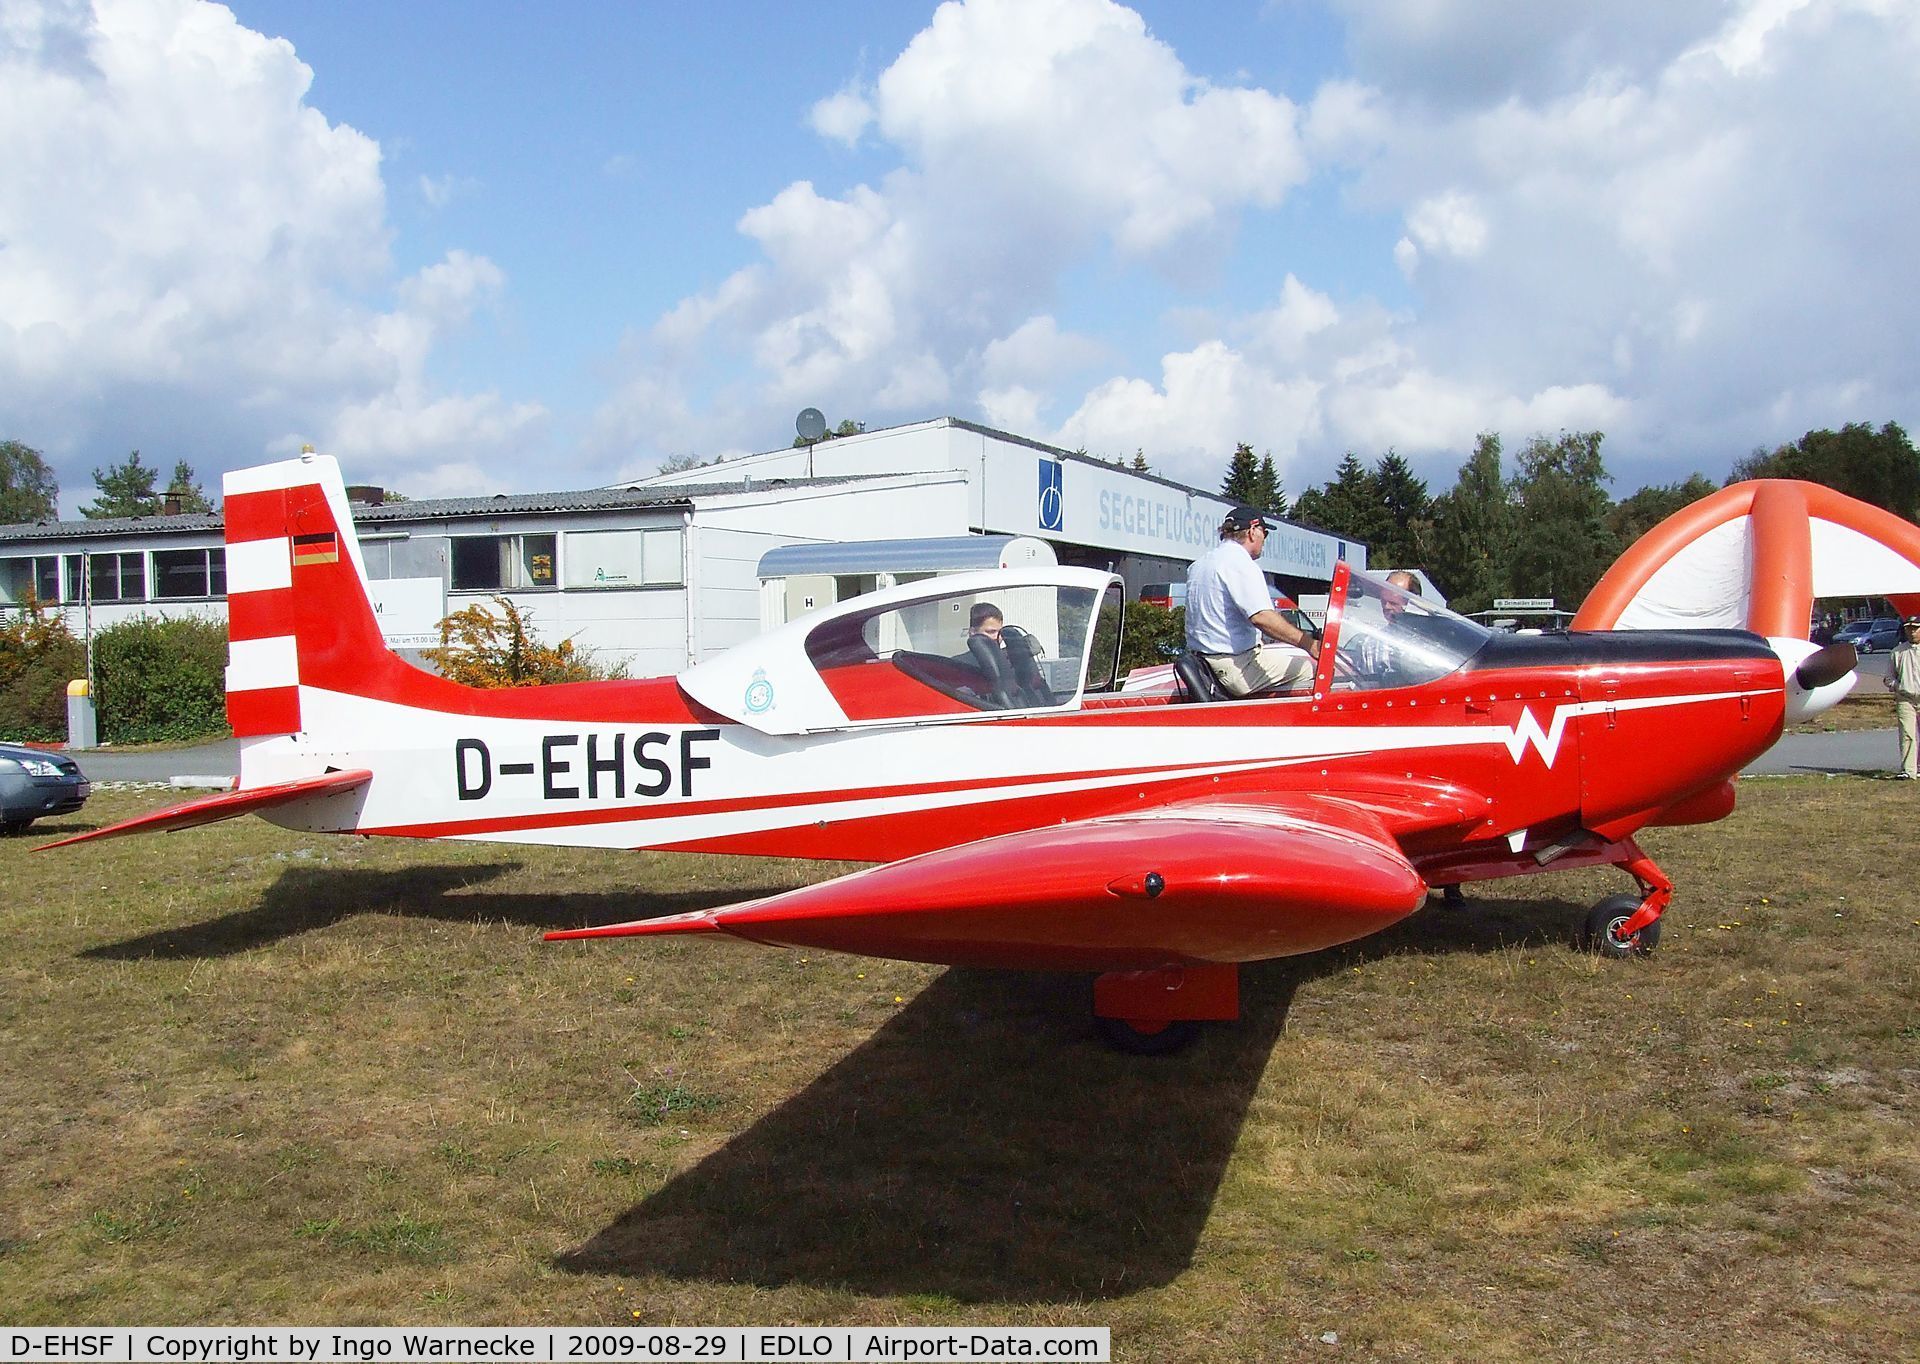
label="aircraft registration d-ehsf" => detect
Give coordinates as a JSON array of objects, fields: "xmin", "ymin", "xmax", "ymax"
[{"xmin": 51, "ymin": 455, "xmax": 1916, "ymax": 1051}]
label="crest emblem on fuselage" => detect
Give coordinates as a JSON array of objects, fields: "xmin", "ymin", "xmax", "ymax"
[{"xmin": 744, "ymin": 668, "xmax": 775, "ymax": 715}]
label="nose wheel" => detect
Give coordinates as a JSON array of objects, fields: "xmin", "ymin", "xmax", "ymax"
[
  {"xmin": 1583, "ymin": 837, "xmax": 1672, "ymax": 957},
  {"xmin": 1584, "ymin": 892, "xmax": 1663, "ymax": 957}
]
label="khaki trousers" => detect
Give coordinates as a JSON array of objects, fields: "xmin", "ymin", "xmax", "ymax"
[
  {"xmin": 1898, "ymin": 695, "xmax": 1918, "ymax": 778},
  {"xmin": 1205, "ymin": 644, "xmax": 1313, "ymax": 697}
]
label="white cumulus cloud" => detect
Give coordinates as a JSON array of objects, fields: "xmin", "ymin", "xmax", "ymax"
[{"xmin": 0, "ymin": 0, "xmax": 544, "ymax": 503}]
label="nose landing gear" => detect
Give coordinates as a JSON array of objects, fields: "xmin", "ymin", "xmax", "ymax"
[{"xmin": 1583, "ymin": 837, "xmax": 1672, "ymax": 957}]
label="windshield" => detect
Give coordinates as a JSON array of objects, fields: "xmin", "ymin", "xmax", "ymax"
[{"xmin": 1334, "ymin": 570, "xmax": 1490, "ymax": 688}]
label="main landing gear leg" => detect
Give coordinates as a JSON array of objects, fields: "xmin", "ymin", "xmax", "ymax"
[
  {"xmin": 1092, "ymin": 964, "xmax": 1239, "ymax": 1055},
  {"xmin": 1584, "ymin": 837, "xmax": 1673, "ymax": 958}
]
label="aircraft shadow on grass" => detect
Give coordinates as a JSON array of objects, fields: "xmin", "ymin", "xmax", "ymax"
[
  {"xmin": 555, "ymin": 895, "xmax": 1592, "ymax": 1305},
  {"xmin": 79, "ymin": 860, "xmax": 1586, "ymax": 1302},
  {"xmin": 79, "ymin": 863, "xmax": 804, "ymax": 961}
]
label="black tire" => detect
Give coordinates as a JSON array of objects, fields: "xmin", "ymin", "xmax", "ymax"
[
  {"xmin": 1095, "ymin": 1016, "xmax": 1201, "ymax": 1056},
  {"xmin": 1585, "ymin": 893, "xmax": 1662, "ymax": 958},
  {"xmin": 0, "ymin": 817, "xmax": 31, "ymax": 836}
]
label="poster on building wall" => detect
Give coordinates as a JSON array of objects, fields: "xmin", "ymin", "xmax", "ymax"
[{"xmin": 368, "ymin": 576, "xmax": 447, "ymax": 648}]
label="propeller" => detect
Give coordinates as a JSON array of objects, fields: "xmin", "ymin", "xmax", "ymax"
[{"xmin": 1794, "ymin": 641, "xmax": 1857, "ymax": 690}]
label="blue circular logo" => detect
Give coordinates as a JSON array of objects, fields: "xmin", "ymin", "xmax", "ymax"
[{"xmin": 744, "ymin": 671, "xmax": 774, "ymax": 714}]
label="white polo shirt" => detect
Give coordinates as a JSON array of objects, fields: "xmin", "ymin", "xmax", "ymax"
[{"xmin": 1184, "ymin": 538, "xmax": 1274, "ymax": 654}]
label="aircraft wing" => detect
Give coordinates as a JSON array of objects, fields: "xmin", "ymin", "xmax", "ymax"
[
  {"xmin": 547, "ymin": 798, "xmax": 1429, "ymax": 971},
  {"xmin": 37, "ymin": 769, "xmax": 374, "ymax": 849}
]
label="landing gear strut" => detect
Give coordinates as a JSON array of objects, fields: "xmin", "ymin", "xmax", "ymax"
[
  {"xmin": 1584, "ymin": 837, "xmax": 1672, "ymax": 957},
  {"xmin": 1091, "ymin": 963, "xmax": 1239, "ymax": 1054}
]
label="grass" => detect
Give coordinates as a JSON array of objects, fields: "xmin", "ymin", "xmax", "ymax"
[
  {"xmin": 0, "ymin": 781, "xmax": 1915, "ymax": 1360},
  {"xmin": 1788, "ymin": 690, "xmax": 1897, "ymax": 733}
]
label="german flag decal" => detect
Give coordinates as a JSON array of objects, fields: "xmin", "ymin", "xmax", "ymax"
[{"xmin": 292, "ymin": 531, "xmax": 339, "ymax": 565}]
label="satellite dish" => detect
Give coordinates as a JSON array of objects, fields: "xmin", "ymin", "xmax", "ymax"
[{"xmin": 795, "ymin": 407, "xmax": 827, "ymax": 443}]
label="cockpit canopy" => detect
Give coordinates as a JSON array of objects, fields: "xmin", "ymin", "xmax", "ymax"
[
  {"xmin": 679, "ymin": 567, "xmax": 1123, "ymax": 734},
  {"xmin": 1331, "ymin": 568, "xmax": 1491, "ymax": 689}
]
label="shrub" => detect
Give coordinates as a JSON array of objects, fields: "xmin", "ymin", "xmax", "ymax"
[
  {"xmin": 423, "ymin": 596, "xmax": 625, "ymax": 687},
  {"xmin": 1117, "ymin": 601, "xmax": 1186, "ymax": 678},
  {"xmin": 93, "ymin": 615, "xmax": 229, "ymax": 743},
  {"xmin": 0, "ymin": 597, "xmax": 86, "ymax": 742}
]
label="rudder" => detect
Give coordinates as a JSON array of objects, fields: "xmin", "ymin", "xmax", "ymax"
[{"xmin": 222, "ymin": 454, "xmax": 389, "ymax": 737}]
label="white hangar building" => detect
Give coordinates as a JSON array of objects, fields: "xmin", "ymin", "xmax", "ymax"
[{"xmin": 0, "ymin": 418, "xmax": 1364, "ymax": 676}]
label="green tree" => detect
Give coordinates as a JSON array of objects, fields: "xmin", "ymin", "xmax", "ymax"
[
  {"xmin": 1729, "ymin": 421, "xmax": 1920, "ymax": 519},
  {"xmin": 1220, "ymin": 442, "xmax": 1260, "ymax": 503},
  {"xmin": 1429, "ymin": 434, "xmax": 1512, "ymax": 614},
  {"xmin": 165, "ymin": 460, "xmax": 214, "ymax": 513},
  {"xmin": 791, "ymin": 417, "xmax": 867, "ymax": 448},
  {"xmin": 1369, "ymin": 451, "xmax": 1434, "ymax": 569},
  {"xmin": 1294, "ymin": 453, "xmax": 1390, "ymax": 548},
  {"xmin": 1255, "ymin": 453, "xmax": 1286, "ymax": 517},
  {"xmin": 1607, "ymin": 473, "xmax": 1718, "ymax": 549},
  {"xmin": 82, "ymin": 450, "xmax": 161, "ymax": 519},
  {"xmin": 0, "ymin": 439, "xmax": 58, "ymax": 524},
  {"xmin": 1129, "ymin": 449, "xmax": 1150, "ymax": 473},
  {"xmin": 1508, "ymin": 431, "xmax": 1615, "ymax": 612}
]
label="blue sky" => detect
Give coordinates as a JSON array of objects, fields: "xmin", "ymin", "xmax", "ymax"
[{"xmin": 3, "ymin": 0, "xmax": 1916, "ymax": 512}]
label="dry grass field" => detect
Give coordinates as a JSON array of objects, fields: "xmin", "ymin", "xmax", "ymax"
[{"xmin": 1, "ymin": 779, "xmax": 1916, "ymax": 1361}]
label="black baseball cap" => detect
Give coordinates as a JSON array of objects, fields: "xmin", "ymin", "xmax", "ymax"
[{"xmin": 1222, "ymin": 505, "xmax": 1275, "ymax": 533}]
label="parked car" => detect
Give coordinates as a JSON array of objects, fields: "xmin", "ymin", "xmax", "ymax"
[
  {"xmin": 1857, "ymin": 618, "xmax": 1903, "ymax": 653},
  {"xmin": 0, "ymin": 742, "xmax": 90, "ymax": 834},
  {"xmin": 1833, "ymin": 619, "xmax": 1878, "ymax": 648}
]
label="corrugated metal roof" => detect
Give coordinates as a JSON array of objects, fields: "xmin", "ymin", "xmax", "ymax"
[{"xmin": 0, "ymin": 473, "xmax": 892, "ymax": 543}]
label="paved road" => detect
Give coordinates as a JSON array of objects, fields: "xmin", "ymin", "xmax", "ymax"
[
  {"xmin": 59, "ymin": 722, "xmax": 1900, "ymax": 785},
  {"xmin": 69, "ymin": 738, "xmax": 241, "ymax": 785}
]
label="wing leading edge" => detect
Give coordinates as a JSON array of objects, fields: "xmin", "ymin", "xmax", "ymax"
[{"xmin": 547, "ymin": 798, "xmax": 1428, "ymax": 971}]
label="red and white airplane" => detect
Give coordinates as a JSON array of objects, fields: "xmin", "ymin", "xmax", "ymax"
[{"xmin": 52, "ymin": 454, "xmax": 1865, "ymax": 1050}]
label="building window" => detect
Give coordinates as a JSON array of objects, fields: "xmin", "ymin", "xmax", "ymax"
[
  {"xmin": 153, "ymin": 547, "xmax": 226, "ymax": 599},
  {"xmin": 87, "ymin": 552, "xmax": 147, "ymax": 603},
  {"xmin": 0, "ymin": 555, "xmax": 62, "ymax": 607},
  {"xmin": 450, "ymin": 534, "xmax": 557, "ymax": 592},
  {"xmin": 562, "ymin": 529, "xmax": 683, "ymax": 589}
]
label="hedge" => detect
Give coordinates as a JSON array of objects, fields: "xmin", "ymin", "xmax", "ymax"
[{"xmin": 93, "ymin": 615, "xmax": 229, "ymax": 744}]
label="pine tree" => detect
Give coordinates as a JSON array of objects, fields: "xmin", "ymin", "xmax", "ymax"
[
  {"xmin": 1255, "ymin": 453, "xmax": 1286, "ymax": 517},
  {"xmin": 1220, "ymin": 443, "xmax": 1260, "ymax": 503},
  {"xmin": 166, "ymin": 461, "xmax": 214, "ymax": 514},
  {"xmin": 1130, "ymin": 450, "xmax": 1150, "ymax": 473},
  {"xmin": 82, "ymin": 450, "xmax": 161, "ymax": 519},
  {"xmin": 1370, "ymin": 451, "xmax": 1433, "ymax": 568}
]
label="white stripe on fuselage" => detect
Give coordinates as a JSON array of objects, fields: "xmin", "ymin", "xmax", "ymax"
[{"xmin": 241, "ymin": 686, "xmax": 1768, "ymax": 849}]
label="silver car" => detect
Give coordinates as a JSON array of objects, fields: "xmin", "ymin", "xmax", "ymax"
[{"xmin": 0, "ymin": 741, "xmax": 91, "ymax": 834}]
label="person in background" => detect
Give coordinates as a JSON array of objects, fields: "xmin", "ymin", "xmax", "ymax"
[
  {"xmin": 1185, "ymin": 506, "xmax": 1321, "ymax": 696},
  {"xmin": 1883, "ymin": 617, "xmax": 1920, "ymax": 779}
]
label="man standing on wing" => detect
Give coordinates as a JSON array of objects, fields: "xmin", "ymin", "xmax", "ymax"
[{"xmin": 1185, "ymin": 506, "xmax": 1321, "ymax": 696}]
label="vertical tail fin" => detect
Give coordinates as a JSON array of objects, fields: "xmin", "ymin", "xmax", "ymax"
[{"xmin": 223, "ymin": 455, "xmax": 388, "ymax": 737}]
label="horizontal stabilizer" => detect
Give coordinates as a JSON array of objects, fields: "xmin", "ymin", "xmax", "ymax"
[
  {"xmin": 547, "ymin": 801, "xmax": 1427, "ymax": 972},
  {"xmin": 38, "ymin": 768, "xmax": 373, "ymax": 850}
]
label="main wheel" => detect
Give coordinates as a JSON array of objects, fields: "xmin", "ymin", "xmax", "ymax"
[
  {"xmin": 1095, "ymin": 1016, "xmax": 1201, "ymax": 1055},
  {"xmin": 1584, "ymin": 893, "xmax": 1662, "ymax": 958},
  {"xmin": 0, "ymin": 817, "xmax": 31, "ymax": 836}
]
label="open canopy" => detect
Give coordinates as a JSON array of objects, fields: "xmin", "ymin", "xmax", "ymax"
[{"xmin": 679, "ymin": 566, "xmax": 1123, "ymax": 734}]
